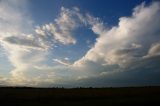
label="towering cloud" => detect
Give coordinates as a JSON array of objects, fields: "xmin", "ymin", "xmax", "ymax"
[
  {"xmin": 72, "ymin": 2, "xmax": 160, "ymax": 86},
  {"xmin": 74, "ymin": 2, "xmax": 160, "ymax": 68},
  {"xmin": 0, "ymin": 0, "xmax": 160, "ymax": 87}
]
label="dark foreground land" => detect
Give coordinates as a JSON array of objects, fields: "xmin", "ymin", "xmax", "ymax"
[{"xmin": 0, "ymin": 86, "xmax": 160, "ymax": 106}]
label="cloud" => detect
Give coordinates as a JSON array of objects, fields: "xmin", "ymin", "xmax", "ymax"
[
  {"xmin": 53, "ymin": 58, "xmax": 71, "ymax": 66},
  {"xmin": 0, "ymin": 0, "xmax": 33, "ymax": 36},
  {"xmin": 2, "ymin": 6, "xmax": 86, "ymax": 50},
  {"xmin": 0, "ymin": 0, "xmax": 49, "ymax": 85},
  {"xmin": 0, "ymin": 1, "xmax": 86, "ymax": 85},
  {"xmin": 0, "ymin": 0, "xmax": 160, "ymax": 87},
  {"xmin": 0, "ymin": 76, "xmax": 9, "ymax": 86},
  {"xmin": 3, "ymin": 34, "xmax": 48, "ymax": 50},
  {"xmin": 86, "ymin": 14, "xmax": 107, "ymax": 35},
  {"xmin": 144, "ymin": 43, "xmax": 160, "ymax": 58},
  {"xmin": 34, "ymin": 7, "xmax": 86, "ymax": 45},
  {"xmin": 74, "ymin": 1, "xmax": 160, "ymax": 68},
  {"xmin": 72, "ymin": 1, "xmax": 160, "ymax": 86}
]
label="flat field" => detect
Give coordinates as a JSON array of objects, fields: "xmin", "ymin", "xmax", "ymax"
[{"xmin": 0, "ymin": 87, "xmax": 160, "ymax": 106}]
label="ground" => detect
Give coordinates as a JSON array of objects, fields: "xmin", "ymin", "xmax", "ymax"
[{"xmin": 0, "ymin": 86, "xmax": 160, "ymax": 106}]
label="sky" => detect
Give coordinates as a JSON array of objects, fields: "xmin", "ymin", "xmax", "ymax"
[{"xmin": 0, "ymin": 0, "xmax": 160, "ymax": 87}]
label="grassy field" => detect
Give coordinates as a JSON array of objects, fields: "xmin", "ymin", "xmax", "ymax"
[{"xmin": 0, "ymin": 86, "xmax": 160, "ymax": 106}]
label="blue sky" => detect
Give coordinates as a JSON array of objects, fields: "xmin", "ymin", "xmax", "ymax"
[
  {"xmin": 29, "ymin": 0, "xmax": 152, "ymax": 64},
  {"xmin": 0, "ymin": 0, "xmax": 160, "ymax": 87},
  {"xmin": 30, "ymin": 0, "xmax": 151, "ymax": 25}
]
